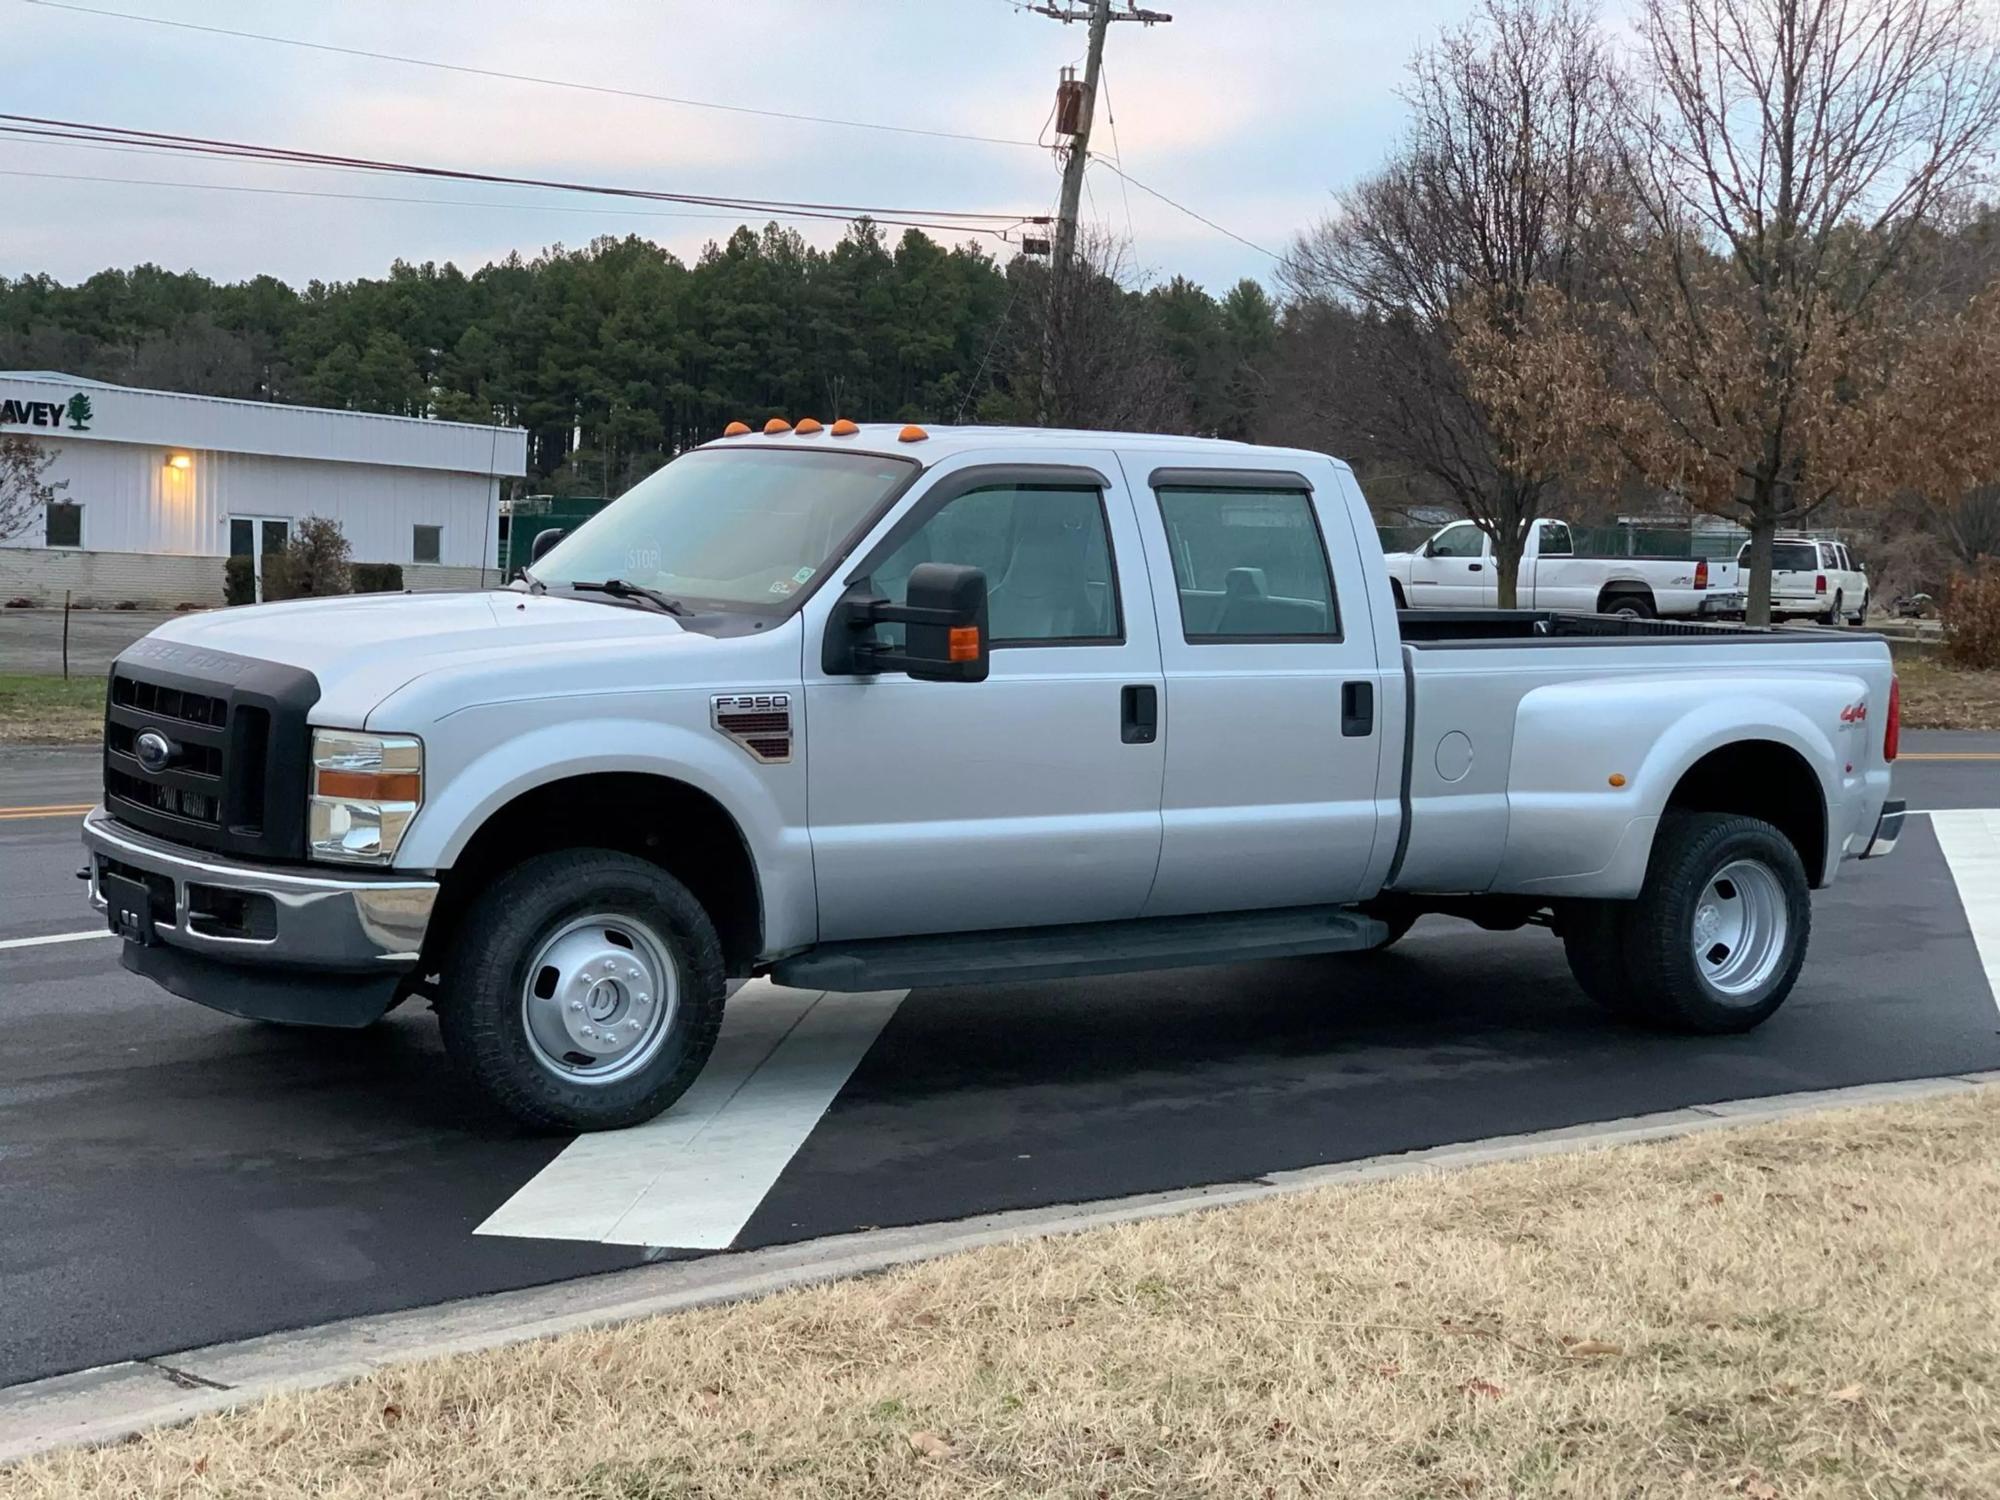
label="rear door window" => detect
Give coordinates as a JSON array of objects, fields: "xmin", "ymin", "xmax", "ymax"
[
  {"xmin": 1769, "ymin": 542, "xmax": 1819, "ymax": 572},
  {"xmin": 1154, "ymin": 486, "xmax": 1338, "ymax": 641}
]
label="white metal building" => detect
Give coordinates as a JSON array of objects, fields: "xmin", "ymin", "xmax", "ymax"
[{"xmin": 0, "ymin": 372, "xmax": 528, "ymax": 607}]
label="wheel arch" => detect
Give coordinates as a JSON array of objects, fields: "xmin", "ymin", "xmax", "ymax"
[
  {"xmin": 1661, "ymin": 739, "xmax": 1828, "ymax": 887},
  {"xmin": 1595, "ymin": 579, "xmax": 1656, "ymax": 612},
  {"xmin": 430, "ymin": 771, "xmax": 765, "ymax": 977}
]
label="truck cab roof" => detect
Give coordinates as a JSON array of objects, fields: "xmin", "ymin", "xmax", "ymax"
[{"xmin": 696, "ymin": 423, "xmax": 1341, "ymax": 472}]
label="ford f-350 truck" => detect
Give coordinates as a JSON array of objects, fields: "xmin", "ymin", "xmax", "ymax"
[{"xmin": 83, "ymin": 425, "xmax": 1905, "ymax": 1131}]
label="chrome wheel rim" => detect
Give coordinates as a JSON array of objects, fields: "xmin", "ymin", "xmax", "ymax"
[
  {"xmin": 1691, "ymin": 859, "xmax": 1789, "ymax": 1001},
  {"xmin": 520, "ymin": 913, "xmax": 679, "ymax": 1085}
]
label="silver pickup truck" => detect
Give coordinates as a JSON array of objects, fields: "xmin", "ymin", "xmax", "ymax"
[{"xmin": 83, "ymin": 425, "xmax": 1905, "ymax": 1130}]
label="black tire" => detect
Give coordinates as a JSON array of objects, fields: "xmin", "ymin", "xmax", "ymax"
[
  {"xmin": 1390, "ymin": 579, "xmax": 1408, "ymax": 610},
  {"xmin": 1851, "ymin": 592, "xmax": 1869, "ymax": 626},
  {"xmin": 1620, "ymin": 812, "xmax": 1811, "ymax": 1033},
  {"xmin": 1821, "ymin": 591, "xmax": 1843, "ymax": 626},
  {"xmin": 437, "ymin": 849, "xmax": 726, "ymax": 1132},
  {"xmin": 1560, "ymin": 900, "xmax": 1655, "ymax": 1022},
  {"xmin": 1602, "ymin": 592, "xmax": 1655, "ymax": 620}
]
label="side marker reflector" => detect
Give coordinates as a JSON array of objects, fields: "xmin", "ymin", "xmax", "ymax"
[{"xmin": 948, "ymin": 626, "xmax": 981, "ymax": 662}]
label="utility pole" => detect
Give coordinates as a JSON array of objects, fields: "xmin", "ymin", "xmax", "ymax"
[
  {"xmin": 1028, "ymin": 1, "xmax": 1171, "ymax": 280},
  {"xmin": 1026, "ymin": 1, "xmax": 1171, "ymax": 422}
]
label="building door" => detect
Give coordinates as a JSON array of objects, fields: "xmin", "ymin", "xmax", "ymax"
[{"xmin": 229, "ymin": 516, "xmax": 292, "ymax": 603}]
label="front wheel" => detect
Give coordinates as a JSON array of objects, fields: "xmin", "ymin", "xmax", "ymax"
[
  {"xmin": 1617, "ymin": 812, "xmax": 1811, "ymax": 1033},
  {"xmin": 438, "ymin": 849, "xmax": 726, "ymax": 1131}
]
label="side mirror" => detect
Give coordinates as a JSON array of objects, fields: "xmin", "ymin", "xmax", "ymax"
[
  {"xmin": 1421, "ymin": 537, "xmax": 1438, "ymax": 558},
  {"xmin": 528, "ymin": 527, "xmax": 567, "ymax": 564},
  {"xmin": 822, "ymin": 562, "xmax": 990, "ymax": 683}
]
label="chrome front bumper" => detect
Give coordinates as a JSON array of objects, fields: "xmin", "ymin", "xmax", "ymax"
[
  {"xmin": 81, "ymin": 805, "xmax": 438, "ymax": 971},
  {"xmin": 1862, "ymin": 799, "xmax": 1906, "ymax": 860}
]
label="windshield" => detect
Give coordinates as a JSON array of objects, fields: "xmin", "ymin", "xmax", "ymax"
[{"xmin": 531, "ymin": 447, "xmax": 916, "ymax": 610}]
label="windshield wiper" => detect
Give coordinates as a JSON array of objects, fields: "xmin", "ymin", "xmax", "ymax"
[{"xmin": 566, "ymin": 578, "xmax": 692, "ymax": 616}]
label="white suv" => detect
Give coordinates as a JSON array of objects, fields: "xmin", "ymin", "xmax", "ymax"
[{"xmin": 1738, "ymin": 537, "xmax": 1869, "ymax": 624}]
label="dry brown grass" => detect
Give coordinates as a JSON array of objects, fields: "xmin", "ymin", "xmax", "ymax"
[
  {"xmin": 1894, "ymin": 656, "xmax": 2000, "ymax": 731},
  {"xmin": 0, "ymin": 674, "xmax": 101, "ymax": 745},
  {"xmin": 9, "ymin": 1090, "xmax": 1998, "ymax": 1499}
]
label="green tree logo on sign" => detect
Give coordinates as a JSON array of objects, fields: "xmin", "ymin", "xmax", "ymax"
[{"xmin": 66, "ymin": 392, "xmax": 93, "ymax": 431}]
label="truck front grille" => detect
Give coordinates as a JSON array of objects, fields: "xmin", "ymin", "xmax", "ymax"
[{"xmin": 103, "ymin": 642, "xmax": 320, "ymax": 862}]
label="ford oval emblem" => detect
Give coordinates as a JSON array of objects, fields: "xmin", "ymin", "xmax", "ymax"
[{"xmin": 134, "ymin": 730, "xmax": 177, "ymax": 774}]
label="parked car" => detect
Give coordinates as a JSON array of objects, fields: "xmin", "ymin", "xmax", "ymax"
[
  {"xmin": 1384, "ymin": 518, "xmax": 1745, "ymax": 619},
  {"xmin": 1737, "ymin": 536, "xmax": 1869, "ymax": 624},
  {"xmin": 85, "ymin": 426, "xmax": 1902, "ymax": 1130}
]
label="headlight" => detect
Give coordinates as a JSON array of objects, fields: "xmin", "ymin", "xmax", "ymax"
[{"xmin": 308, "ymin": 730, "xmax": 422, "ymax": 865}]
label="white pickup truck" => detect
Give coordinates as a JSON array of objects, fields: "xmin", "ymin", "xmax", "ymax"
[
  {"xmin": 84, "ymin": 426, "xmax": 1903, "ymax": 1131},
  {"xmin": 1385, "ymin": 517, "xmax": 1745, "ymax": 619}
]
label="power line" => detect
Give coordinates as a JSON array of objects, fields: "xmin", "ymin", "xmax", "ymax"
[
  {"xmin": 0, "ymin": 167, "xmax": 1021, "ymax": 237},
  {"xmin": 1094, "ymin": 160, "xmax": 1278, "ymax": 259},
  {"xmin": 21, "ymin": 0, "xmax": 1043, "ymax": 151},
  {"xmin": 0, "ymin": 115, "xmax": 1049, "ymax": 237}
]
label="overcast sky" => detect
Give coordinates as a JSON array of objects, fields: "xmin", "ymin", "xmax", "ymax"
[{"xmin": 6, "ymin": 0, "xmax": 1499, "ymax": 295}]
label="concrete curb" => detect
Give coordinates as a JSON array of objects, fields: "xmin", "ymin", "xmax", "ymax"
[{"xmin": 4, "ymin": 1070, "xmax": 1994, "ymax": 1467}]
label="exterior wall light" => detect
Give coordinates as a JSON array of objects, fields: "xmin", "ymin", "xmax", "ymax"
[{"xmin": 166, "ymin": 451, "xmax": 193, "ymax": 471}]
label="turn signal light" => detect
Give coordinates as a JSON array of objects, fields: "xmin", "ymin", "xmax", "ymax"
[
  {"xmin": 830, "ymin": 419, "xmax": 860, "ymax": 437},
  {"xmin": 948, "ymin": 625, "xmax": 982, "ymax": 662},
  {"xmin": 899, "ymin": 424, "xmax": 929, "ymax": 443},
  {"xmin": 316, "ymin": 769, "xmax": 422, "ymax": 801},
  {"xmin": 1694, "ymin": 558, "xmax": 1709, "ymax": 589},
  {"xmin": 1885, "ymin": 676, "xmax": 1901, "ymax": 762},
  {"xmin": 722, "ymin": 421, "xmax": 750, "ymax": 437},
  {"xmin": 764, "ymin": 417, "xmax": 792, "ymax": 435},
  {"xmin": 1815, "ymin": 573, "xmax": 1828, "ymax": 594},
  {"xmin": 795, "ymin": 417, "xmax": 824, "ymax": 434}
]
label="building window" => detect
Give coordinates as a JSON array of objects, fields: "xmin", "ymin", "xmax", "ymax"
[
  {"xmin": 413, "ymin": 524, "xmax": 442, "ymax": 565},
  {"xmin": 45, "ymin": 502, "xmax": 82, "ymax": 549}
]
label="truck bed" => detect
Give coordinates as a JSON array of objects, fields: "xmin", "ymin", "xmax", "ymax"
[{"xmin": 1395, "ymin": 609, "xmax": 1847, "ymax": 646}]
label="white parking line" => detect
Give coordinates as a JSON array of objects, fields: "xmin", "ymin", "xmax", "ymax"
[
  {"xmin": 0, "ymin": 929, "xmax": 112, "ymax": 952},
  {"xmin": 477, "ymin": 981, "xmax": 908, "ymax": 1250},
  {"xmin": 1929, "ymin": 809, "xmax": 2000, "ymax": 1020}
]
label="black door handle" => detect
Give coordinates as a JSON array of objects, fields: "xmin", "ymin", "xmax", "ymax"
[
  {"xmin": 1467, "ymin": 562, "xmax": 1484, "ymax": 572},
  {"xmin": 1121, "ymin": 684, "xmax": 1158, "ymax": 744},
  {"xmin": 1341, "ymin": 680, "xmax": 1374, "ymax": 737}
]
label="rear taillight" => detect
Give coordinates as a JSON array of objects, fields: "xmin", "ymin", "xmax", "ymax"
[
  {"xmin": 1694, "ymin": 558, "xmax": 1709, "ymax": 589},
  {"xmin": 1885, "ymin": 676, "xmax": 1900, "ymax": 762},
  {"xmin": 1816, "ymin": 574, "xmax": 1828, "ymax": 594}
]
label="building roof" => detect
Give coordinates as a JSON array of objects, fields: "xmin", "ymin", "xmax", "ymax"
[{"xmin": 0, "ymin": 372, "xmax": 527, "ymax": 477}]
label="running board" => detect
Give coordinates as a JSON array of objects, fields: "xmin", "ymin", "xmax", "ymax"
[{"xmin": 772, "ymin": 905, "xmax": 1388, "ymax": 992}]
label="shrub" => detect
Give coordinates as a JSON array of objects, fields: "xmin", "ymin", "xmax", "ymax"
[
  {"xmin": 351, "ymin": 562, "xmax": 405, "ymax": 594},
  {"xmin": 1942, "ymin": 564, "xmax": 2000, "ymax": 669},
  {"xmin": 273, "ymin": 515, "xmax": 352, "ymax": 598},
  {"xmin": 223, "ymin": 554, "xmax": 255, "ymax": 606}
]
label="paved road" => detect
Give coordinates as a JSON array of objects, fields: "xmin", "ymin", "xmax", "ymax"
[{"xmin": 3, "ymin": 744, "xmax": 1998, "ymax": 1391}]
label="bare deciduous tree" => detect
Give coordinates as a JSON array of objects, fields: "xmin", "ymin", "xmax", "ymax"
[
  {"xmin": 1284, "ymin": 0, "xmax": 1614, "ymax": 605},
  {"xmin": 0, "ymin": 436, "xmax": 66, "ymax": 544},
  {"xmin": 1589, "ymin": 0, "xmax": 2000, "ymax": 621}
]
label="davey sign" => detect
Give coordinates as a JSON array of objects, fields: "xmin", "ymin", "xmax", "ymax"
[{"xmin": 0, "ymin": 392, "xmax": 93, "ymax": 432}]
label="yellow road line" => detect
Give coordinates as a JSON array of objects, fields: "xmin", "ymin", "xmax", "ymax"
[
  {"xmin": 0, "ymin": 802, "xmax": 94, "ymax": 821},
  {"xmin": 1900, "ymin": 752, "xmax": 2000, "ymax": 762}
]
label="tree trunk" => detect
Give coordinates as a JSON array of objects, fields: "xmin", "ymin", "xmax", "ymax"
[
  {"xmin": 1743, "ymin": 502, "xmax": 1777, "ymax": 627},
  {"xmin": 1492, "ymin": 523, "xmax": 1526, "ymax": 610}
]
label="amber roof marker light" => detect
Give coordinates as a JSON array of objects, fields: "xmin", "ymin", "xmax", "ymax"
[
  {"xmin": 830, "ymin": 419, "xmax": 860, "ymax": 437},
  {"xmin": 898, "ymin": 424, "xmax": 929, "ymax": 443},
  {"xmin": 794, "ymin": 417, "xmax": 824, "ymax": 435},
  {"xmin": 721, "ymin": 420, "xmax": 751, "ymax": 437},
  {"xmin": 763, "ymin": 417, "xmax": 792, "ymax": 435}
]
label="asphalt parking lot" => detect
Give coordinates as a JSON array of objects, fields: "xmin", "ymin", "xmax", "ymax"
[{"xmin": 4, "ymin": 737, "xmax": 1998, "ymax": 1394}]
